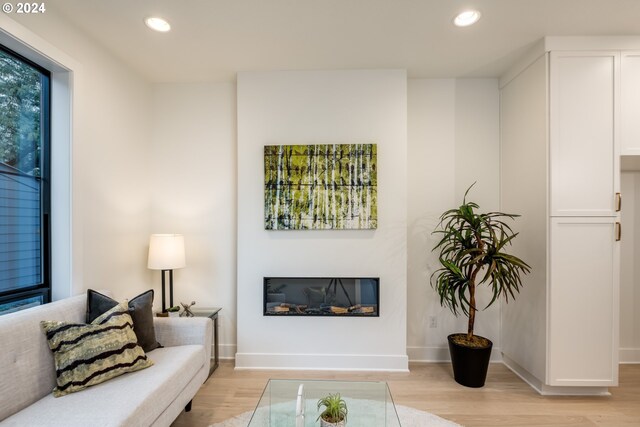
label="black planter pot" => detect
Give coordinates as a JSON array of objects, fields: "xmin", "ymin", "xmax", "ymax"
[{"xmin": 447, "ymin": 333, "xmax": 493, "ymax": 388}]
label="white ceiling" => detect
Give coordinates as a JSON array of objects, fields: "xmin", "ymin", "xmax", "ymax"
[{"xmin": 42, "ymin": 0, "xmax": 640, "ymax": 82}]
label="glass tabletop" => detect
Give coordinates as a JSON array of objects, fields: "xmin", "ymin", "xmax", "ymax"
[
  {"xmin": 189, "ymin": 307, "xmax": 221, "ymax": 317},
  {"xmin": 247, "ymin": 379, "xmax": 401, "ymax": 427}
]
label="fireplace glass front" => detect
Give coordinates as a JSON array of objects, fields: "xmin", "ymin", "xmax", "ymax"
[{"xmin": 263, "ymin": 277, "xmax": 379, "ymax": 317}]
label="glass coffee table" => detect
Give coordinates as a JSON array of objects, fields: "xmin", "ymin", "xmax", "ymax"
[{"xmin": 247, "ymin": 379, "xmax": 401, "ymax": 427}]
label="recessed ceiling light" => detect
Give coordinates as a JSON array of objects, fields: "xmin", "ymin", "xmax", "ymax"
[
  {"xmin": 453, "ymin": 10, "xmax": 481, "ymax": 27},
  {"xmin": 144, "ymin": 17, "xmax": 171, "ymax": 32}
]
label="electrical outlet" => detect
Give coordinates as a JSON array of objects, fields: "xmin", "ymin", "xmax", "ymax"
[{"xmin": 429, "ymin": 316, "xmax": 438, "ymax": 328}]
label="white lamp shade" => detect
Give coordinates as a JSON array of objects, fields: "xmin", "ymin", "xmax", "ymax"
[{"xmin": 147, "ymin": 234, "xmax": 186, "ymax": 270}]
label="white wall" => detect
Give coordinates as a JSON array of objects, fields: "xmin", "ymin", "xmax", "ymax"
[
  {"xmin": 0, "ymin": 13, "xmax": 502, "ymax": 362},
  {"xmin": 455, "ymin": 80, "xmax": 501, "ymax": 208},
  {"xmin": 6, "ymin": 11, "xmax": 154, "ymax": 301},
  {"xmin": 144, "ymin": 77, "xmax": 499, "ymax": 365},
  {"xmin": 620, "ymin": 171, "xmax": 640, "ymax": 363},
  {"xmin": 236, "ymin": 69, "xmax": 408, "ymax": 370},
  {"xmin": 407, "ymin": 79, "xmax": 501, "ymax": 361},
  {"xmin": 499, "ymin": 55, "xmax": 549, "ymax": 381},
  {"xmin": 150, "ymin": 83, "xmax": 237, "ymax": 358}
]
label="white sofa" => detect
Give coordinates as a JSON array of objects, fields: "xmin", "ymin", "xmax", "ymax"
[{"xmin": 0, "ymin": 294, "xmax": 212, "ymax": 426}]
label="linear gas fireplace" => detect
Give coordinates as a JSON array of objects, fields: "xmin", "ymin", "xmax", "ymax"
[{"xmin": 263, "ymin": 277, "xmax": 379, "ymax": 317}]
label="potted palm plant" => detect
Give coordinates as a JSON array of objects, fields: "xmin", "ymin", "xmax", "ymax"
[
  {"xmin": 317, "ymin": 393, "xmax": 347, "ymax": 427},
  {"xmin": 431, "ymin": 184, "xmax": 530, "ymax": 387}
]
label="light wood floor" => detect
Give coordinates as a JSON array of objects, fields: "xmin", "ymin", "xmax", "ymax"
[{"xmin": 172, "ymin": 361, "xmax": 640, "ymax": 427}]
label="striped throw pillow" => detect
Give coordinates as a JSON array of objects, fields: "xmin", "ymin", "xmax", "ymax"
[{"xmin": 41, "ymin": 301, "xmax": 153, "ymax": 397}]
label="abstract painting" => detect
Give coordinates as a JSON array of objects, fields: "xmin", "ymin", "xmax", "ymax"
[{"xmin": 264, "ymin": 144, "xmax": 377, "ymax": 230}]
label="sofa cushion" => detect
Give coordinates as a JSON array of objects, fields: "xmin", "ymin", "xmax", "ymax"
[
  {"xmin": 41, "ymin": 302, "xmax": 153, "ymax": 397},
  {"xmin": 0, "ymin": 294, "xmax": 86, "ymax": 421},
  {"xmin": 86, "ymin": 289, "xmax": 161, "ymax": 352},
  {"xmin": 0, "ymin": 345, "xmax": 206, "ymax": 427}
]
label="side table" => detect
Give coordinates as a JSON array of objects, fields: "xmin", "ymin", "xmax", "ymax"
[{"xmin": 190, "ymin": 307, "xmax": 221, "ymax": 378}]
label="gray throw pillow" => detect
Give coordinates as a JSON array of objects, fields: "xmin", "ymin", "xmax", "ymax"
[{"xmin": 86, "ymin": 289, "xmax": 161, "ymax": 352}]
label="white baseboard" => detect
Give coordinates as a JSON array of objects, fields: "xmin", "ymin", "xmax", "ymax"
[
  {"xmin": 619, "ymin": 348, "xmax": 640, "ymax": 364},
  {"xmin": 406, "ymin": 345, "xmax": 503, "ymax": 363},
  {"xmin": 234, "ymin": 352, "xmax": 409, "ymax": 372},
  {"xmin": 217, "ymin": 343, "xmax": 237, "ymax": 360},
  {"xmin": 502, "ymin": 354, "xmax": 610, "ymax": 396},
  {"xmin": 501, "ymin": 353, "xmax": 545, "ymax": 394}
]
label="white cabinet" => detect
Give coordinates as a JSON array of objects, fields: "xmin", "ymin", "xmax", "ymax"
[
  {"xmin": 548, "ymin": 217, "xmax": 619, "ymax": 386},
  {"xmin": 547, "ymin": 51, "xmax": 620, "ymax": 387},
  {"xmin": 500, "ymin": 39, "xmax": 626, "ymax": 394},
  {"xmin": 550, "ymin": 52, "xmax": 618, "ymax": 216},
  {"xmin": 621, "ymin": 52, "xmax": 640, "ymax": 155}
]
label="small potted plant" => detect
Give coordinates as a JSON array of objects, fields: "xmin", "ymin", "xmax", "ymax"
[
  {"xmin": 317, "ymin": 393, "xmax": 347, "ymax": 427},
  {"xmin": 166, "ymin": 306, "xmax": 181, "ymax": 318},
  {"xmin": 431, "ymin": 184, "xmax": 530, "ymax": 387}
]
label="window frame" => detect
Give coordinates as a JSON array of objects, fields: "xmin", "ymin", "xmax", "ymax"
[{"xmin": 0, "ymin": 42, "xmax": 52, "ymax": 309}]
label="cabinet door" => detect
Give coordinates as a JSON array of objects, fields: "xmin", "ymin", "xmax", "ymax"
[
  {"xmin": 621, "ymin": 52, "xmax": 640, "ymax": 155},
  {"xmin": 550, "ymin": 52, "xmax": 619, "ymax": 216},
  {"xmin": 548, "ymin": 217, "xmax": 619, "ymax": 386}
]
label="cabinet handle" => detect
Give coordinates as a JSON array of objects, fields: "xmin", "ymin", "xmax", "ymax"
[
  {"xmin": 615, "ymin": 193, "xmax": 622, "ymax": 212},
  {"xmin": 616, "ymin": 222, "xmax": 622, "ymax": 241}
]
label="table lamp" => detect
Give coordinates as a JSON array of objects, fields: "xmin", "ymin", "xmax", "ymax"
[{"xmin": 148, "ymin": 234, "xmax": 186, "ymax": 312}]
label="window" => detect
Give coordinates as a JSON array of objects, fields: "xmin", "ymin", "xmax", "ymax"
[{"xmin": 0, "ymin": 44, "xmax": 50, "ymax": 314}]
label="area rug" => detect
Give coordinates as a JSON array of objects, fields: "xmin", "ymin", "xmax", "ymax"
[{"xmin": 209, "ymin": 403, "xmax": 462, "ymax": 427}]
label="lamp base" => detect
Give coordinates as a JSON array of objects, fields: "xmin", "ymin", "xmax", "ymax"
[{"xmin": 160, "ymin": 269, "xmax": 174, "ymax": 312}]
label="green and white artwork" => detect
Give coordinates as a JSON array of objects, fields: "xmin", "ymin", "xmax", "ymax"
[{"xmin": 264, "ymin": 144, "xmax": 377, "ymax": 230}]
